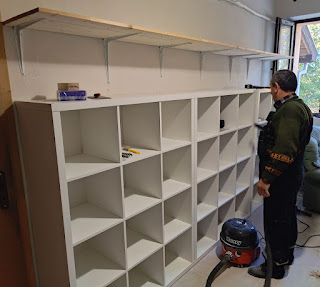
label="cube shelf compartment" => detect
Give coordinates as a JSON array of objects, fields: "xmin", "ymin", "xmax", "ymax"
[
  {"xmin": 197, "ymin": 175, "xmax": 218, "ymax": 222},
  {"xmin": 218, "ymin": 199, "xmax": 235, "ymax": 237},
  {"xmin": 123, "ymin": 156, "xmax": 162, "ymax": 218},
  {"xmin": 219, "ymin": 166, "xmax": 236, "ymax": 207},
  {"xmin": 220, "ymin": 95, "xmax": 238, "ymax": 133},
  {"xmin": 235, "ymin": 188, "xmax": 251, "ymax": 219},
  {"xmin": 252, "ymin": 183, "xmax": 263, "ymax": 212},
  {"xmin": 197, "ymin": 211, "xmax": 218, "ymax": 258},
  {"xmin": 238, "ymin": 93, "xmax": 255, "ymax": 128},
  {"xmin": 219, "ymin": 131, "xmax": 237, "ymax": 171},
  {"xmin": 197, "ymin": 137, "xmax": 219, "ymax": 183},
  {"xmin": 121, "ymin": 103, "xmax": 161, "ymax": 163},
  {"xmin": 162, "ymin": 146, "xmax": 192, "ymax": 200},
  {"xmin": 237, "ymin": 127, "xmax": 253, "ymax": 162},
  {"xmin": 126, "ymin": 205, "xmax": 163, "ymax": 269},
  {"xmin": 128, "ymin": 250, "xmax": 164, "ymax": 287},
  {"xmin": 74, "ymin": 224, "xmax": 126, "ymax": 287},
  {"xmin": 164, "ymin": 189, "xmax": 192, "ymax": 244},
  {"xmin": 109, "ymin": 275, "xmax": 127, "ymax": 287},
  {"xmin": 197, "ymin": 96, "xmax": 220, "ymax": 142},
  {"xmin": 165, "ymin": 230, "xmax": 192, "ymax": 286},
  {"xmin": 68, "ymin": 168, "xmax": 123, "ymax": 246},
  {"xmin": 258, "ymin": 92, "xmax": 272, "ymax": 122},
  {"xmin": 60, "ymin": 108, "xmax": 121, "ymax": 182},
  {"xmin": 161, "ymin": 100, "xmax": 192, "ymax": 152},
  {"xmin": 236, "ymin": 159, "xmax": 251, "ymax": 195}
]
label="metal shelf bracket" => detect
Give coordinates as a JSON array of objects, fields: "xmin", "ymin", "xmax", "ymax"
[
  {"xmin": 159, "ymin": 42, "xmax": 191, "ymax": 77},
  {"xmin": 228, "ymin": 53, "xmax": 260, "ymax": 80},
  {"xmin": 13, "ymin": 19, "xmax": 43, "ymax": 75},
  {"xmin": 103, "ymin": 33, "xmax": 140, "ymax": 83}
]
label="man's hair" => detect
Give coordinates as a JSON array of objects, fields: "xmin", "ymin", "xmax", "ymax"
[{"xmin": 271, "ymin": 70, "xmax": 297, "ymax": 92}]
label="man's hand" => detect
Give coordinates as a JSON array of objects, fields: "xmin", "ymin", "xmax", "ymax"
[{"xmin": 257, "ymin": 179, "xmax": 270, "ymax": 198}]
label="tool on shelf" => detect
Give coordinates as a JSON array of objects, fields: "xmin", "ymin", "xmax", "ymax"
[{"xmin": 123, "ymin": 146, "xmax": 140, "ymax": 154}]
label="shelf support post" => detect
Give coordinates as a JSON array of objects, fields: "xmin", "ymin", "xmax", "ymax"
[
  {"xmin": 13, "ymin": 19, "xmax": 43, "ymax": 75},
  {"xmin": 103, "ymin": 33, "xmax": 140, "ymax": 84},
  {"xmin": 247, "ymin": 58, "xmax": 251, "ymax": 79},
  {"xmin": 159, "ymin": 42, "xmax": 191, "ymax": 77}
]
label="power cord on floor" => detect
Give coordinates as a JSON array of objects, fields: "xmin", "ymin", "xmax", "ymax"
[{"xmin": 295, "ymin": 234, "xmax": 320, "ymax": 248}]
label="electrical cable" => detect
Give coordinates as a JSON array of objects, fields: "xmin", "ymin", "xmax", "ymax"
[{"xmin": 295, "ymin": 235, "xmax": 320, "ymax": 248}]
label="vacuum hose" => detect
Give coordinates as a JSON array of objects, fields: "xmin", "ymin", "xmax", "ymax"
[
  {"xmin": 205, "ymin": 252, "xmax": 233, "ymax": 287},
  {"xmin": 264, "ymin": 233, "xmax": 272, "ymax": 287}
]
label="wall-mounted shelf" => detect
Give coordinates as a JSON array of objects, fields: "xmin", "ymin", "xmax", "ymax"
[{"xmin": 4, "ymin": 7, "xmax": 293, "ymax": 78}]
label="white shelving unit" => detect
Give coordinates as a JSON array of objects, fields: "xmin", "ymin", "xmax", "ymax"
[
  {"xmin": 258, "ymin": 92, "xmax": 273, "ymax": 122},
  {"xmin": 15, "ymin": 89, "xmax": 272, "ymax": 287}
]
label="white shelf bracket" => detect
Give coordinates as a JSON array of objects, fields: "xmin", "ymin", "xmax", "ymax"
[
  {"xmin": 200, "ymin": 52, "xmax": 204, "ymax": 79},
  {"xmin": 159, "ymin": 42, "xmax": 191, "ymax": 77},
  {"xmin": 13, "ymin": 19, "xmax": 43, "ymax": 75},
  {"xmin": 228, "ymin": 53, "xmax": 260, "ymax": 80},
  {"xmin": 229, "ymin": 56, "xmax": 233, "ymax": 80},
  {"xmin": 247, "ymin": 58, "xmax": 252, "ymax": 79},
  {"xmin": 103, "ymin": 33, "xmax": 140, "ymax": 83}
]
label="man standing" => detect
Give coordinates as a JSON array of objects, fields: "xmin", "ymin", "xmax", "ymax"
[{"xmin": 248, "ymin": 70, "xmax": 313, "ymax": 279}]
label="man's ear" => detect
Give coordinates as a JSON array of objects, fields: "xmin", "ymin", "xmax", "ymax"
[{"xmin": 274, "ymin": 82, "xmax": 280, "ymax": 90}]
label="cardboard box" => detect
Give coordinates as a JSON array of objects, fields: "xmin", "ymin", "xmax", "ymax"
[{"xmin": 57, "ymin": 83, "xmax": 79, "ymax": 91}]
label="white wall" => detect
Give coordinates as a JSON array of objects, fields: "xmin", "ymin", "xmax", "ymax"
[
  {"xmin": 276, "ymin": 0, "xmax": 320, "ymax": 18},
  {"xmin": 1, "ymin": 0, "xmax": 276, "ymax": 101}
]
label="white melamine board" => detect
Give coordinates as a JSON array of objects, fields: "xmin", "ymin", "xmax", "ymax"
[
  {"xmin": 197, "ymin": 168, "xmax": 219, "ymax": 184},
  {"xmin": 161, "ymin": 138, "xmax": 191, "ymax": 153},
  {"xmin": 259, "ymin": 93, "xmax": 272, "ymax": 121},
  {"xmin": 164, "ymin": 190, "xmax": 192, "ymax": 243},
  {"xmin": 109, "ymin": 275, "xmax": 127, "ymax": 287},
  {"xmin": 218, "ymin": 200, "xmax": 235, "ymax": 237},
  {"xmin": 236, "ymin": 159, "xmax": 251, "ymax": 195},
  {"xmin": 129, "ymin": 249, "xmax": 164, "ymax": 287},
  {"xmin": 121, "ymin": 149, "xmax": 160, "ymax": 164},
  {"xmin": 60, "ymin": 107, "xmax": 120, "ymax": 162},
  {"xmin": 124, "ymin": 189, "xmax": 161, "ymax": 219},
  {"xmin": 197, "ymin": 97, "xmax": 220, "ymax": 138},
  {"xmin": 235, "ymin": 188, "xmax": 251, "ymax": 218},
  {"xmin": 165, "ymin": 230, "xmax": 192, "ymax": 285},
  {"xmin": 197, "ymin": 176, "xmax": 218, "ymax": 222},
  {"xmin": 161, "ymin": 100, "xmax": 191, "ymax": 142},
  {"xmin": 237, "ymin": 127, "xmax": 254, "ymax": 161},
  {"xmin": 197, "ymin": 211, "xmax": 218, "ymax": 258},
  {"xmin": 121, "ymin": 103, "xmax": 161, "ymax": 151},
  {"xmin": 68, "ymin": 169, "xmax": 123, "ymax": 245},
  {"xmin": 252, "ymin": 183, "xmax": 263, "ymax": 211},
  {"xmin": 198, "ymin": 137, "xmax": 219, "ymax": 176},
  {"xmin": 238, "ymin": 93, "xmax": 255, "ymax": 127},
  {"xmin": 162, "ymin": 179, "xmax": 191, "ymax": 200},
  {"xmin": 220, "ymin": 95, "xmax": 239, "ymax": 131},
  {"xmin": 219, "ymin": 166, "xmax": 236, "ymax": 198},
  {"xmin": 126, "ymin": 228, "xmax": 162, "ymax": 270},
  {"xmin": 65, "ymin": 154, "xmax": 119, "ymax": 182},
  {"xmin": 74, "ymin": 224, "xmax": 126, "ymax": 287},
  {"xmin": 253, "ymin": 155, "xmax": 260, "ymax": 184},
  {"xmin": 163, "ymin": 146, "xmax": 192, "ymax": 186},
  {"xmin": 219, "ymin": 132, "xmax": 237, "ymax": 169}
]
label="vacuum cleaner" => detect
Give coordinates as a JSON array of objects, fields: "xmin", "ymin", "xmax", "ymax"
[{"xmin": 206, "ymin": 218, "xmax": 261, "ymax": 286}]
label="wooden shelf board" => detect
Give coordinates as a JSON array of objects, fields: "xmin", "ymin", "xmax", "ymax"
[
  {"xmin": 236, "ymin": 184, "xmax": 250, "ymax": 195},
  {"xmin": 197, "ymin": 203, "xmax": 217, "ymax": 222},
  {"xmin": 129, "ymin": 271, "xmax": 162, "ymax": 287},
  {"xmin": 124, "ymin": 189, "xmax": 161, "ymax": 219},
  {"xmin": 218, "ymin": 192, "xmax": 234, "ymax": 207},
  {"xmin": 163, "ymin": 179, "xmax": 191, "ymax": 200},
  {"xmin": 65, "ymin": 154, "xmax": 119, "ymax": 182},
  {"xmin": 127, "ymin": 229, "xmax": 162, "ymax": 270},
  {"xmin": 75, "ymin": 248, "xmax": 125, "ymax": 287},
  {"xmin": 4, "ymin": 8, "xmax": 293, "ymax": 60},
  {"xmin": 197, "ymin": 237, "xmax": 217, "ymax": 258},
  {"xmin": 197, "ymin": 167, "xmax": 218, "ymax": 184},
  {"xmin": 165, "ymin": 252, "xmax": 191, "ymax": 286},
  {"xmin": 164, "ymin": 217, "xmax": 191, "ymax": 244},
  {"xmin": 197, "ymin": 131, "xmax": 218, "ymax": 142},
  {"xmin": 121, "ymin": 147, "xmax": 160, "ymax": 165},
  {"xmin": 70, "ymin": 203, "xmax": 122, "ymax": 246},
  {"xmin": 161, "ymin": 138, "xmax": 191, "ymax": 153}
]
